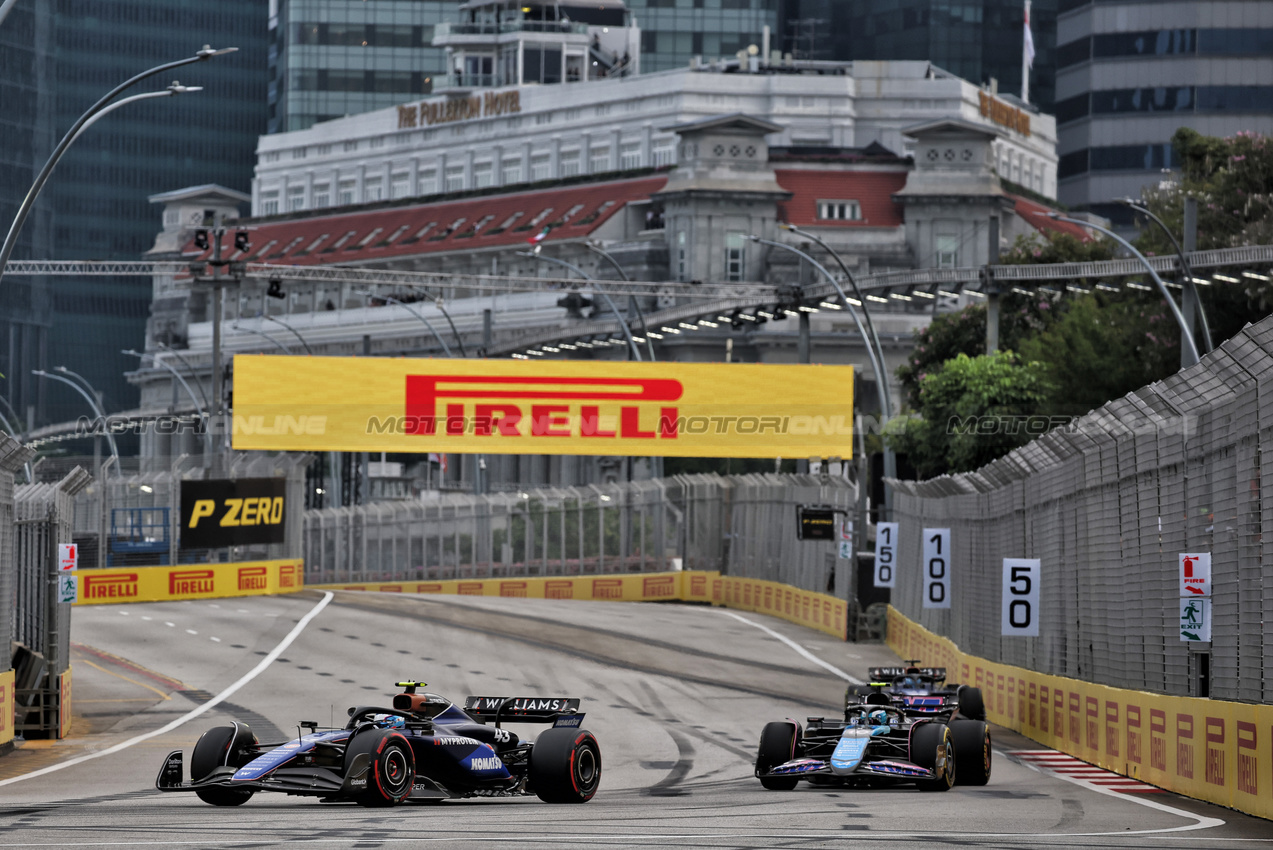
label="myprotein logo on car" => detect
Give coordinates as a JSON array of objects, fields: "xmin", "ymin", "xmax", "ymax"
[
  {"xmin": 399, "ymin": 374, "xmax": 683, "ymax": 440},
  {"xmin": 83, "ymin": 572, "xmax": 140, "ymax": 600}
]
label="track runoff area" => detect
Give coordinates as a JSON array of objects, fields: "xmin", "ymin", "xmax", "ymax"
[{"xmin": 0, "ymin": 590, "xmax": 1268, "ymax": 848}]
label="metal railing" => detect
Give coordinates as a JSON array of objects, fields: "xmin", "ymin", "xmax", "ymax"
[
  {"xmin": 886, "ymin": 315, "xmax": 1273, "ymax": 703},
  {"xmin": 303, "ymin": 472, "xmax": 856, "ymax": 588}
]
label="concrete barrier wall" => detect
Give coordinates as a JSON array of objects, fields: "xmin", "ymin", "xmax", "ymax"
[{"xmin": 889, "ymin": 606, "xmax": 1273, "ymax": 820}]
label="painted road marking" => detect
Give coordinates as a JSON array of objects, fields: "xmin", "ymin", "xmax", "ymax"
[
  {"xmin": 716, "ymin": 610, "xmax": 863, "ymax": 684},
  {"xmin": 1010, "ymin": 749, "xmax": 1164, "ymax": 793},
  {"xmin": 0, "ymin": 591, "xmax": 334, "ymax": 788}
]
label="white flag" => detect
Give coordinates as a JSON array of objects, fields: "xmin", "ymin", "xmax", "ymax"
[{"xmin": 1023, "ymin": 1, "xmax": 1036, "ymax": 68}]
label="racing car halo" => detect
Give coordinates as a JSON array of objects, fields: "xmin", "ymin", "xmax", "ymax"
[{"xmin": 156, "ymin": 681, "xmax": 601, "ymax": 806}]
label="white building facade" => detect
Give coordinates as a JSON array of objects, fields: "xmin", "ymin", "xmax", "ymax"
[{"xmin": 252, "ymin": 59, "xmax": 1058, "ymax": 218}]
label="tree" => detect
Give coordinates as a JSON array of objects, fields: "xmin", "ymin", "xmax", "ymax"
[
  {"xmin": 886, "ymin": 351, "xmax": 1054, "ymax": 479},
  {"xmin": 1016, "ymin": 292, "xmax": 1180, "ymax": 418}
]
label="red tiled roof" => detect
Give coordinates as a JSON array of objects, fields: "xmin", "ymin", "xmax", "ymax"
[
  {"xmin": 185, "ymin": 176, "xmax": 668, "ymax": 264},
  {"xmin": 774, "ymin": 169, "xmax": 907, "ymax": 228},
  {"xmin": 1010, "ymin": 194, "xmax": 1094, "ymax": 242}
]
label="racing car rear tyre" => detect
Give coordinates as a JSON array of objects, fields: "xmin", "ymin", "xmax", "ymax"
[
  {"xmin": 756, "ymin": 721, "xmax": 803, "ymax": 790},
  {"xmin": 949, "ymin": 720, "xmax": 992, "ymax": 786},
  {"xmin": 910, "ymin": 722, "xmax": 956, "ymax": 792},
  {"xmin": 346, "ymin": 729, "xmax": 415, "ymax": 807},
  {"xmin": 191, "ymin": 724, "xmax": 257, "ymax": 806},
  {"xmin": 956, "ymin": 686, "xmax": 987, "ymax": 721},
  {"xmin": 529, "ymin": 728, "xmax": 602, "ymax": 803}
]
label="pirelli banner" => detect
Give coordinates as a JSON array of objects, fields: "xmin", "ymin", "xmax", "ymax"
[
  {"xmin": 0, "ymin": 668, "xmax": 13, "ymax": 748},
  {"xmin": 888, "ymin": 607, "xmax": 1273, "ymax": 821},
  {"xmin": 72, "ymin": 559, "xmax": 304, "ymax": 606},
  {"xmin": 231, "ymin": 356, "xmax": 854, "ymax": 459}
]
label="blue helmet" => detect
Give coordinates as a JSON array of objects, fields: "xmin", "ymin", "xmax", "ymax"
[
  {"xmin": 370, "ymin": 713, "xmax": 405, "ymax": 729},
  {"xmin": 867, "ymin": 709, "xmax": 888, "ymax": 726}
]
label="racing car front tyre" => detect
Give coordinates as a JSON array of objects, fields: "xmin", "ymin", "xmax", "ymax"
[
  {"xmin": 910, "ymin": 722, "xmax": 956, "ymax": 792},
  {"xmin": 756, "ymin": 721, "xmax": 802, "ymax": 790},
  {"xmin": 345, "ymin": 729, "xmax": 416, "ymax": 807},
  {"xmin": 529, "ymin": 728, "xmax": 602, "ymax": 803},
  {"xmin": 949, "ymin": 720, "xmax": 992, "ymax": 786},
  {"xmin": 956, "ymin": 686, "xmax": 987, "ymax": 721},
  {"xmin": 191, "ymin": 724, "xmax": 257, "ymax": 806}
]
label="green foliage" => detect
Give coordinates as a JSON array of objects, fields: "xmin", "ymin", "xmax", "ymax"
[
  {"xmin": 998, "ymin": 231, "xmax": 1116, "ymax": 265},
  {"xmin": 886, "ymin": 352, "xmax": 1054, "ymax": 479},
  {"xmin": 1016, "ymin": 293, "xmax": 1181, "ymax": 418}
]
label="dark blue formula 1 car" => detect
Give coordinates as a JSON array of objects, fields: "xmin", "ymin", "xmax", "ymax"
[
  {"xmin": 155, "ymin": 682, "xmax": 600, "ymax": 807},
  {"xmin": 851, "ymin": 661, "xmax": 987, "ymax": 721}
]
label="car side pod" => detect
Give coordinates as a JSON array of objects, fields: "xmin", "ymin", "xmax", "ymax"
[{"xmin": 156, "ymin": 751, "xmax": 185, "ymax": 790}]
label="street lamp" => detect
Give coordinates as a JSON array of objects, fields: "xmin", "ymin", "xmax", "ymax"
[
  {"xmin": 32, "ymin": 368, "xmax": 120, "ymax": 475},
  {"xmin": 0, "ymin": 45, "xmax": 236, "ymax": 284},
  {"xmin": 517, "ymin": 250, "xmax": 642, "ymax": 361},
  {"xmin": 231, "ymin": 322, "xmax": 293, "ymax": 354},
  {"xmin": 154, "ymin": 341, "xmax": 210, "ymax": 410},
  {"xmin": 1117, "ymin": 198, "xmax": 1213, "ymax": 355},
  {"xmin": 1036, "ymin": 212, "xmax": 1201, "ymax": 366},
  {"xmin": 123, "ymin": 349, "xmax": 212, "ymax": 458},
  {"xmin": 262, "ymin": 314, "xmax": 315, "ymax": 355},
  {"xmin": 353, "ymin": 289, "xmax": 453, "ymax": 357},
  {"xmin": 583, "ymin": 240, "xmax": 656, "ymax": 361}
]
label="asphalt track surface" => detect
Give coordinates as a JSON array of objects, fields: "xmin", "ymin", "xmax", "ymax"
[{"xmin": 0, "ymin": 590, "xmax": 1269, "ymax": 848}]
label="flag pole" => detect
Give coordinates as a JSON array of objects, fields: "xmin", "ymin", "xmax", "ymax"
[{"xmin": 1022, "ymin": 0, "xmax": 1033, "ymax": 104}]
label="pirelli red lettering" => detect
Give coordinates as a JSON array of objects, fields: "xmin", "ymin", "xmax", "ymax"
[
  {"xmin": 1150, "ymin": 708, "xmax": 1168, "ymax": 771},
  {"xmin": 690, "ymin": 574, "xmax": 706, "ymax": 598},
  {"xmin": 84, "ymin": 572, "xmax": 140, "ymax": 599},
  {"xmin": 238, "ymin": 566, "xmax": 269, "ymax": 591},
  {"xmin": 500, "ymin": 581, "xmax": 528, "ymax": 598},
  {"xmin": 1205, "ymin": 716, "xmax": 1225, "ymax": 787},
  {"xmin": 1177, "ymin": 713, "xmax": 1195, "ymax": 779},
  {"xmin": 458, "ymin": 582, "xmax": 484, "ymax": 596},
  {"xmin": 1085, "ymin": 696, "xmax": 1099, "ymax": 751},
  {"xmin": 1127, "ymin": 704, "xmax": 1142, "ymax": 765},
  {"xmin": 545, "ymin": 580, "xmax": 573, "ymax": 599},
  {"xmin": 170, "ymin": 569, "xmax": 215, "ymax": 596},
  {"xmin": 592, "ymin": 579, "xmax": 623, "ymax": 599},
  {"xmin": 1105, "ymin": 701, "xmax": 1120, "ymax": 757},
  {"xmin": 0, "ymin": 678, "xmax": 8, "ymax": 737},
  {"xmin": 404, "ymin": 375, "xmax": 682, "ymax": 440},
  {"xmin": 279, "ymin": 564, "xmax": 298, "ymax": 588},
  {"xmin": 643, "ymin": 576, "xmax": 675, "ymax": 598},
  {"xmin": 415, "ymin": 583, "xmax": 444, "ymax": 593},
  {"xmin": 1237, "ymin": 721, "xmax": 1256, "ymax": 796}
]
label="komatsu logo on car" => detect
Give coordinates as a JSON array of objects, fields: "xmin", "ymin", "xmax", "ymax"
[
  {"xmin": 469, "ymin": 756, "xmax": 504, "ymax": 771},
  {"xmin": 433, "ymin": 736, "xmax": 479, "ymax": 746}
]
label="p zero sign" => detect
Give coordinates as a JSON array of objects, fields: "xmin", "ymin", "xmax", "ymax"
[
  {"xmin": 180, "ymin": 477, "xmax": 287, "ymax": 549},
  {"xmin": 231, "ymin": 356, "xmax": 855, "ymax": 459}
]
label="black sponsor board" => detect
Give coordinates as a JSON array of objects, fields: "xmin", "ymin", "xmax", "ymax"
[
  {"xmin": 181, "ymin": 477, "xmax": 287, "ymax": 548},
  {"xmin": 797, "ymin": 505, "xmax": 837, "ymax": 540}
]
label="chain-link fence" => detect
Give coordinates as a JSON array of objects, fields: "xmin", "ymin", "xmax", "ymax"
[
  {"xmin": 888, "ymin": 317, "xmax": 1273, "ymax": 703},
  {"xmin": 0, "ymin": 435, "xmax": 37, "ymax": 665},
  {"xmin": 12, "ymin": 467, "xmax": 92, "ymax": 736},
  {"xmin": 303, "ymin": 473, "xmax": 857, "ymax": 590}
]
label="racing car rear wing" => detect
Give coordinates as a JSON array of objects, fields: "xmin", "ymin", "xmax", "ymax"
[
  {"xmin": 868, "ymin": 667, "xmax": 947, "ymax": 681},
  {"xmin": 464, "ymin": 695, "xmax": 581, "ymax": 724}
]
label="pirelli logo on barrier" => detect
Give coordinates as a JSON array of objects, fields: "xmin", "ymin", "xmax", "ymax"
[
  {"xmin": 231, "ymin": 356, "xmax": 854, "ymax": 459},
  {"xmin": 181, "ymin": 477, "xmax": 287, "ymax": 549},
  {"xmin": 73, "ymin": 560, "xmax": 303, "ymax": 605}
]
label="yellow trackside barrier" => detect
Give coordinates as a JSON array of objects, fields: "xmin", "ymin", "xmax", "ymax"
[
  {"xmin": 314, "ymin": 570, "xmax": 848, "ymax": 640},
  {"xmin": 71, "ymin": 559, "xmax": 304, "ymax": 605},
  {"xmin": 312, "ymin": 570, "xmax": 706, "ymax": 604},
  {"xmin": 0, "ymin": 668, "xmax": 13, "ymax": 747},
  {"xmin": 888, "ymin": 606, "xmax": 1273, "ymax": 820}
]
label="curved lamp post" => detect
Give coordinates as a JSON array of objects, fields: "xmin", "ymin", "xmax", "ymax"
[
  {"xmin": 155, "ymin": 341, "xmax": 210, "ymax": 410},
  {"xmin": 1117, "ymin": 198, "xmax": 1213, "ymax": 354},
  {"xmin": 777, "ymin": 223, "xmax": 890, "ymax": 378},
  {"xmin": 1038, "ymin": 212, "xmax": 1200, "ymax": 366},
  {"xmin": 32, "ymin": 368, "xmax": 120, "ymax": 475},
  {"xmin": 262, "ymin": 314, "xmax": 315, "ymax": 355},
  {"xmin": 353, "ymin": 289, "xmax": 454, "ymax": 357},
  {"xmin": 583, "ymin": 241, "xmax": 656, "ymax": 361},
  {"xmin": 1, "ymin": 45, "xmax": 236, "ymax": 284},
  {"xmin": 517, "ymin": 250, "xmax": 642, "ymax": 361},
  {"xmin": 231, "ymin": 322, "xmax": 293, "ymax": 354},
  {"xmin": 123, "ymin": 349, "xmax": 211, "ymax": 457}
]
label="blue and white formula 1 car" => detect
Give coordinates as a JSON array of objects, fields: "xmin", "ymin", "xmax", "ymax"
[
  {"xmin": 156, "ymin": 681, "xmax": 600, "ymax": 807},
  {"xmin": 754, "ymin": 702, "xmax": 991, "ymax": 792}
]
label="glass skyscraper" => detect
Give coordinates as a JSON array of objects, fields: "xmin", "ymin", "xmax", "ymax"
[
  {"xmin": 0, "ymin": 0, "xmax": 268, "ymax": 428},
  {"xmin": 780, "ymin": 0, "xmax": 1057, "ymax": 113}
]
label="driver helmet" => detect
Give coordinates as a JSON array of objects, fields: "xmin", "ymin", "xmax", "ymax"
[
  {"xmin": 370, "ymin": 713, "xmax": 406, "ymax": 729},
  {"xmin": 902, "ymin": 676, "xmax": 921, "ymax": 688},
  {"xmin": 867, "ymin": 709, "xmax": 889, "ymax": 726}
]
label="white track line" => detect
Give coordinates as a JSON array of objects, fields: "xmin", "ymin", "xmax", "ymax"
[
  {"xmin": 0, "ymin": 591, "xmax": 333, "ymax": 787},
  {"xmin": 716, "ymin": 610, "xmax": 863, "ymax": 684}
]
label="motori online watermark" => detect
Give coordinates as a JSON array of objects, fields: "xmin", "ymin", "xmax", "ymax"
[
  {"xmin": 365, "ymin": 413, "xmax": 855, "ymax": 437},
  {"xmin": 944, "ymin": 414, "xmax": 1195, "ymax": 439},
  {"xmin": 76, "ymin": 415, "xmax": 206, "ymax": 436}
]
